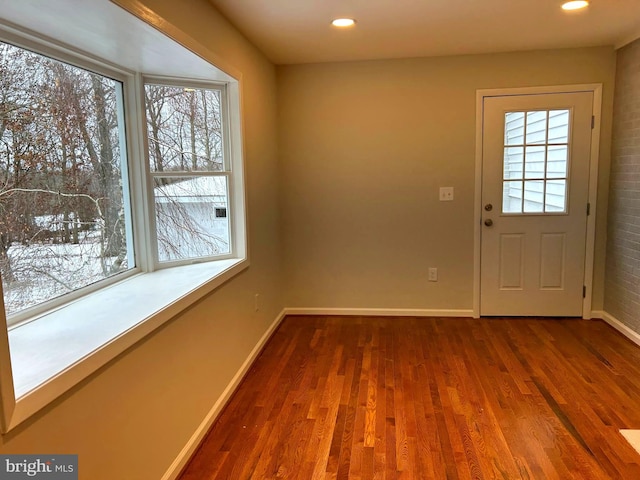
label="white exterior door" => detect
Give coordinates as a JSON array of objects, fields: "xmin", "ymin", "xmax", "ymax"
[{"xmin": 480, "ymin": 92, "xmax": 594, "ymax": 316}]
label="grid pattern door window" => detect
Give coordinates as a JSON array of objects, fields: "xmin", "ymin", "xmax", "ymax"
[{"xmin": 502, "ymin": 110, "xmax": 571, "ymax": 214}]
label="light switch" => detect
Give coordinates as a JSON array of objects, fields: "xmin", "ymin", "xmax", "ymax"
[{"xmin": 439, "ymin": 187, "xmax": 454, "ymax": 201}]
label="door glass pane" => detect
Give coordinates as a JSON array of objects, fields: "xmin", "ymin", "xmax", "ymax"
[
  {"xmin": 524, "ymin": 180, "xmax": 545, "ymax": 212},
  {"xmin": 546, "ymin": 145, "xmax": 568, "ymax": 178},
  {"xmin": 526, "ymin": 111, "xmax": 548, "ymax": 144},
  {"xmin": 505, "ymin": 112, "xmax": 525, "ymax": 145},
  {"xmin": 545, "ymin": 180, "xmax": 567, "ymax": 212},
  {"xmin": 548, "ymin": 110, "xmax": 570, "ymax": 143},
  {"xmin": 504, "ymin": 147, "xmax": 524, "ymax": 179},
  {"xmin": 525, "ymin": 146, "xmax": 546, "ymax": 179},
  {"xmin": 503, "ymin": 181, "xmax": 523, "ymax": 213}
]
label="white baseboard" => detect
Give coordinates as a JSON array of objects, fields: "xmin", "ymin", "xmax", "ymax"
[
  {"xmin": 621, "ymin": 429, "xmax": 640, "ymax": 455},
  {"xmin": 283, "ymin": 307, "xmax": 473, "ymax": 318},
  {"xmin": 594, "ymin": 310, "xmax": 640, "ymax": 347},
  {"xmin": 161, "ymin": 308, "xmax": 287, "ymax": 480}
]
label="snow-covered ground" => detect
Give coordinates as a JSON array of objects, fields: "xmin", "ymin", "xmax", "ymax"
[
  {"xmin": 2, "ymin": 230, "xmax": 128, "ymax": 317},
  {"xmin": 2, "ymin": 185, "xmax": 231, "ymax": 317}
]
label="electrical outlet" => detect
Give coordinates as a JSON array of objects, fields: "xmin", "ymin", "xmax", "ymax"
[
  {"xmin": 254, "ymin": 293, "xmax": 260, "ymax": 312},
  {"xmin": 428, "ymin": 268, "xmax": 438, "ymax": 282},
  {"xmin": 439, "ymin": 187, "xmax": 454, "ymax": 201}
]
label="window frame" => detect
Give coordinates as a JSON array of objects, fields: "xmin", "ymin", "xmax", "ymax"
[
  {"xmin": 0, "ymin": 36, "xmax": 143, "ymax": 329},
  {"xmin": 142, "ymin": 77, "xmax": 237, "ymax": 268},
  {"xmin": 501, "ymin": 108, "xmax": 573, "ymax": 216},
  {"xmin": 0, "ymin": 8, "xmax": 248, "ymax": 432}
]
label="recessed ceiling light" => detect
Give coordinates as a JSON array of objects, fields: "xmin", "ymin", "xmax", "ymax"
[
  {"xmin": 331, "ymin": 18, "xmax": 356, "ymax": 28},
  {"xmin": 562, "ymin": 1, "xmax": 589, "ymax": 10}
]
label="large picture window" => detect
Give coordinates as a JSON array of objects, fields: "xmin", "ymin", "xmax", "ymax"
[
  {"xmin": 0, "ymin": 2, "xmax": 247, "ymax": 432},
  {"xmin": 0, "ymin": 41, "xmax": 133, "ymax": 320}
]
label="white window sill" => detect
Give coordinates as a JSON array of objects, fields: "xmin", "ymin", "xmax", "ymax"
[{"xmin": 4, "ymin": 258, "xmax": 247, "ymax": 431}]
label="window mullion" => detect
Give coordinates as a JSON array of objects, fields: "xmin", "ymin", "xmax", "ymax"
[
  {"xmin": 149, "ymin": 171, "xmax": 231, "ymax": 178},
  {"xmin": 116, "ymin": 79, "xmax": 136, "ymax": 271},
  {"xmin": 125, "ymin": 73, "xmax": 157, "ymax": 273}
]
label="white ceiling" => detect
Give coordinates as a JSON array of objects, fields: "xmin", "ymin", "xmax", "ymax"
[
  {"xmin": 0, "ymin": 0, "xmax": 233, "ymax": 81},
  {"xmin": 208, "ymin": 0, "xmax": 640, "ymax": 65}
]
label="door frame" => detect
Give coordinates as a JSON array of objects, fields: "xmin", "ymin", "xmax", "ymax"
[{"xmin": 473, "ymin": 84, "xmax": 603, "ymax": 319}]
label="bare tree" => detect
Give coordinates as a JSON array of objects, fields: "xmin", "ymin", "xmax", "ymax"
[
  {"xmin": 0, "ymin": 42, "xmax": 229, "ymax": 316},
  {"xmin": 0, "ymin": 42, "xmax": 127, "ymax": 314}
]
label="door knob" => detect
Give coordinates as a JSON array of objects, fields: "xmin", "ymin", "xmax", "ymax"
[
  {"xmin": 484, "ymin": 203, "xmax": 493, "ymax": 211},
  {"xmin": 484, "ymin": 219, "xmax": 493, "ymax": 227}
]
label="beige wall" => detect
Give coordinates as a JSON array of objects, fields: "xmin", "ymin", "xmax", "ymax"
[
  {"xmin": 604, "ymin": 38, "xmax": 640, "ymax": 333},
  {"xmin": 0, "ymin": 0, "xmax": 283, "ymax": 479},
  {"xmin": 278, "ymin": 48, "xmax": 616, "ymax": 311}
]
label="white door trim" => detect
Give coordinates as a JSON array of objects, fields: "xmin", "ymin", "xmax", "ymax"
[{"xmin": 473, "ymin": 84, "xmax": 603, "ymax": 319}]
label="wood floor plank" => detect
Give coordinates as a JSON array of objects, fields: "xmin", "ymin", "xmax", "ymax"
[{"xmin": 179, "ymin": 316, "xmax": 640, "ymax": 479}]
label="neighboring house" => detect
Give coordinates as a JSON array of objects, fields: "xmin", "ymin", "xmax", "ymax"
[{"xmin": 154, "ymin": 176, "xmax": 230, "ymax": 261}]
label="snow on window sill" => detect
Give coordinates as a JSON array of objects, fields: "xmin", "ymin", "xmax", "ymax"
[{"xmin": 4, "ymin": 257, "xmax": 247, "ymax": 431}]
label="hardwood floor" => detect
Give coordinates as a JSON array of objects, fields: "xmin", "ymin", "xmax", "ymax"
[{"xmin": 179, "ymin": 316, "xmax": 640, "ymax": 479}]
